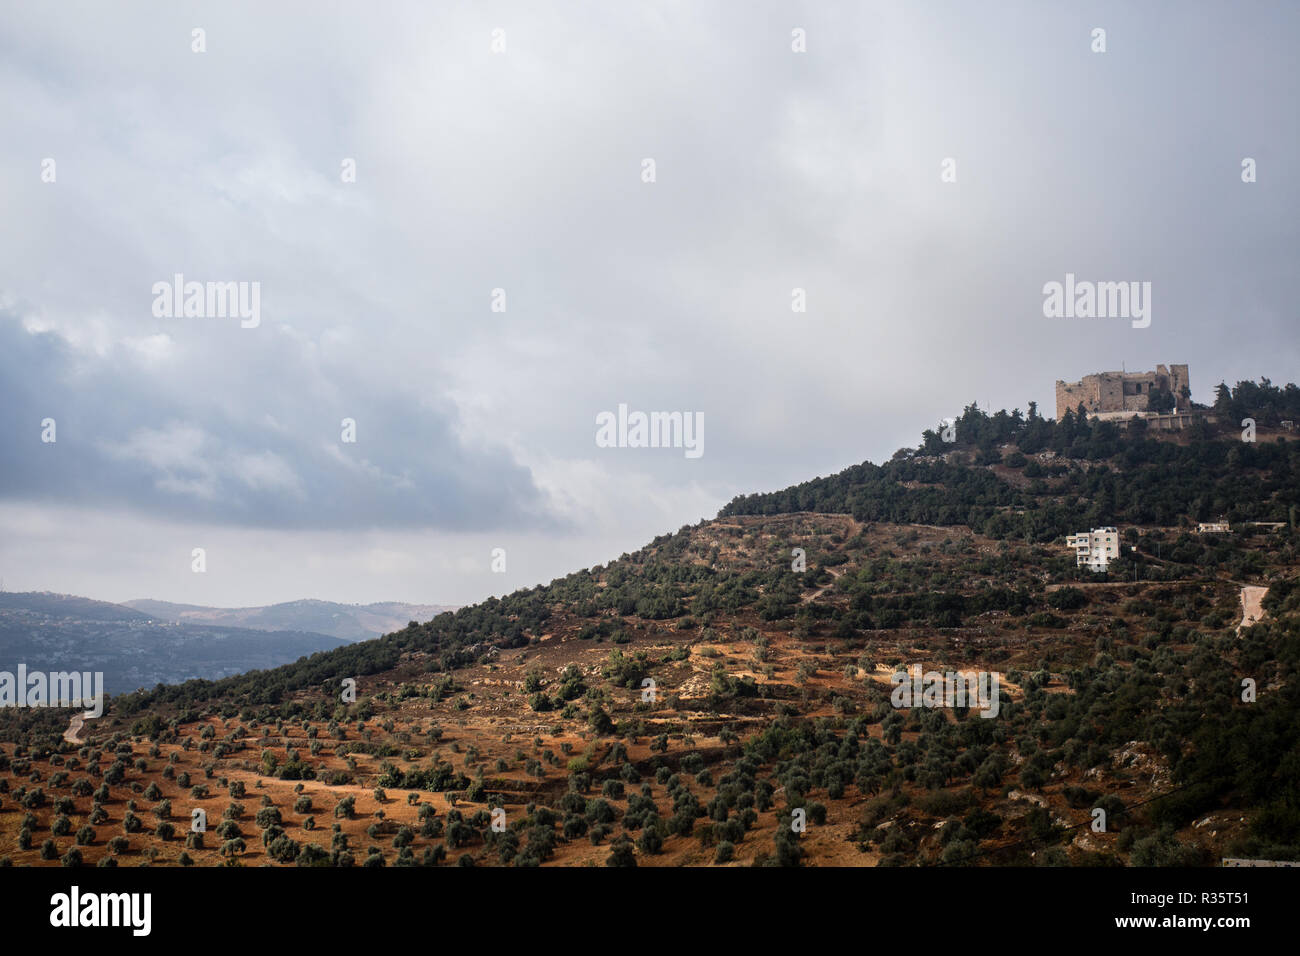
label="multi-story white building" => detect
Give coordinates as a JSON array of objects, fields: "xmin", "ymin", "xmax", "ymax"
[{"xmin": 1066, "ymin": 527, "xmax": 1119, "ymax": 572}]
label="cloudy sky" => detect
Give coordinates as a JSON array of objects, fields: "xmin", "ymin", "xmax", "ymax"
[{"xmin": 1, "ymin": 0, "xmax": 1297, "ymax": 608}]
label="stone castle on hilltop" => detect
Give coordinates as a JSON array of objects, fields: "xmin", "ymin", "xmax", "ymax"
[{"xmin": 1055, "ymin": 364, "xmax": 1191, "ymax": 421}]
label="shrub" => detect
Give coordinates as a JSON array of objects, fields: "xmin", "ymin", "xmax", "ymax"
[
  {"xmin": 606, "ymin": 839, "xmax": 637, "ymax": 867},
  {"xmin": 255, "ymin": 807, "xmax": 282, "ymax": 829},
  {"xmin": 268, "ymin": 835, "xmax": 300, "ymax": 863}
]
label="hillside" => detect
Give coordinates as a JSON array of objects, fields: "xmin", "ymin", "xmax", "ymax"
[
  {"xmin": 0, "ymin": 592, "xmax": 356, "ymax": 696},
  {"xmin": 124, "ymin": 599, "xmax": 459, "ymax": 642},
  {"xmin": 1, "ymin": 379, "xmax": 1297, "ymax": 869},
  {"xmin": 0, "ymin": 592, "xmax": 149, "ymax": 624}
]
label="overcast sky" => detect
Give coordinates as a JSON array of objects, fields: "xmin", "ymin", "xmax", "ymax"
[{"xmin": 1, "ymin": 0, "xmax": 1297, "ymax": 608}]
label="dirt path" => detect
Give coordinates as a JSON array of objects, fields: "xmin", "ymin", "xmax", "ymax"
[
  {"xmin": 1046, "ymin": 581, "xmax": 1138, "ymax": 592},
  {"xmin": 1238, "ymin": 586, "xmax": 1269, "ymax": 634},
  {"xmin": 63, "ymin": 714, "xmax": 84, "ymax": 744},
  {"xmin": 802, "ymin": 566, "xmax": 845, "ymax": 604}
]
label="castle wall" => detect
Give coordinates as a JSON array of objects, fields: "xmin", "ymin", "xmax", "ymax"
[{"xmin": 1055, "ymin": 380, "xmax": 1092, "ymax": 418}]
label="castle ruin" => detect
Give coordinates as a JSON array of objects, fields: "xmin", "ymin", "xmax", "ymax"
[{"xmin": 1055, "ymin": 364, "xmax": 1190, "ymax": 421}]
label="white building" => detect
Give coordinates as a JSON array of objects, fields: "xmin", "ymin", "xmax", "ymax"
[
  {"xmin": 1066, "ymin": 527, "xmax": 1119, "ymax": 572},
  {"xmin": 1197, "ymin": 522, "xmax": 1230, "ymax": 533}
]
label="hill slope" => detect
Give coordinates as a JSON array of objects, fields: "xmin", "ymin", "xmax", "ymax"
[{"xmin": 2, "ymin": 379, "xmax": 1297, "ymax": 868}]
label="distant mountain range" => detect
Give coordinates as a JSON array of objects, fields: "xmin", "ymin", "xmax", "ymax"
[
  {"xmin": 123, "ymin": 598, "xmax": 459, "ymax": 642},
  {"xmin": 0, "ymin": 592, "xmax": 456, "ymax": 696}
]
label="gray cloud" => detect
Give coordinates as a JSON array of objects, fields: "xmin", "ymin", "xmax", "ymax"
[
  {"xmin": 0, "ymin": 0, "xmax": 1297, "ymax": 603},
  {"xmin": 0, "ymin": 311, "xmax": 560, "ymax": 530}
]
